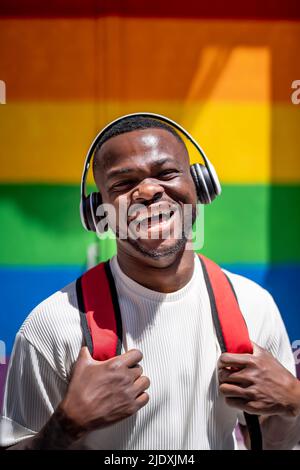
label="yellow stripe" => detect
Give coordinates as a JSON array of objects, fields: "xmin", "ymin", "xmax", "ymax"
[
  {"xmin": 0, "ymin": 17, "xmax": 299, "ymax": 103},
  {"xmin": 0, "ymin": 101, "xmax": 299, "ymax": 183}
]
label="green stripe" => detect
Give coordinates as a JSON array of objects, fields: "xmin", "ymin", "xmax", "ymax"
[
  {"xmin": 0, "ymin": 184, "xmax": 299, "ymax": 265},
  {"xmin": 203, "ymin": 184, "xmax": 300, "ymax": 263}
]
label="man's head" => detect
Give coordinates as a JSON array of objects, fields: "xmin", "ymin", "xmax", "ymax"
[{"xmin": 92, "ymin": 116, "xmax": 198, "ymax": 266}]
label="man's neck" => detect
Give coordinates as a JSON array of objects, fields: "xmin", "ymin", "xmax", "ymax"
[{"xmin": 116, "ymin": 248, "xmax": 195, "ymax": 293}]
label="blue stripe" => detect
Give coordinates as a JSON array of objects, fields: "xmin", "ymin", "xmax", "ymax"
[
  {"xmin": 0, "ymin": 266, "xmax": 83, "ymax": 353},
  {"xmin": 222, "ymin": 264, "xmax": 300, "ymax": 344},
  {"xmin": 0, "ymin": 265, "xmax": 299, "ymax": 355}
]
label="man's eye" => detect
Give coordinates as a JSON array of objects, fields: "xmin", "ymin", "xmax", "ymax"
[
  {"xmin": 112, "ymin": 180, "xmax": 135, "ymax": 191},
  {"xmin": 158, "ymin": 169, "xmax": 178, "ymax": 179}
]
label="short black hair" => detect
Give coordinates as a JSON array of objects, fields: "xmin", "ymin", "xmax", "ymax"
[{"xmin": 93, "ymin": 115, "xmax": 186, "ymax": 170}]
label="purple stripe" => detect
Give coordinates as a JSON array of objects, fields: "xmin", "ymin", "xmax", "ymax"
[{"xmin": 0, "ymin": 362, "xmax": 9, "ymax": 411}]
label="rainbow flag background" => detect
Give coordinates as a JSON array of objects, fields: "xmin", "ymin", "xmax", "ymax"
[{"xmin": 1, "ymin": 1, "xmax": 300, "ymax": 405}]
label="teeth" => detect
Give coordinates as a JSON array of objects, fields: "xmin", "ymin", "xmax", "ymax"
[{"xmin": 133, "ymin": 210, "xmax": 175, "ymax": 224}]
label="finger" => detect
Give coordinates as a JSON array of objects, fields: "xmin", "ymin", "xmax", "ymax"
[
  {"xmin": 129, "ymin": 364, "xmax": 143, "ymax": 381},
  {"xmin": 132, "ymin": 376, "xmax": 151, "ymax": 398},
  {"xmin": 115, "ymin": 349, "xmax": 143, "ymax": 368},
  {"xmin": 135, "ymin": 392, "xmax": 150, "ymax": 409},
  {"xmin": 218, "ymin": 368, "xmax": 253, "ymax": 387},
  {"xmin": 219, "ymin": 383, "xmax": 254, "ymax": 400},
  {"xmin": 218, "ymin": 353, "xmax": 253, "ymax": 369},
  {"xmin": 124, "ymin": 349, "xmax": 143, "ymax": 367}
]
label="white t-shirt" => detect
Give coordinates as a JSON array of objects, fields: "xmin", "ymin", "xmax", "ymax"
[{"xmin": 0, "ymin": 255, "xmax": 295, "ymax": 449}]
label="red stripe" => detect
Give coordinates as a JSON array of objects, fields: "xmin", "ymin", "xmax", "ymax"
[
  {"xmin": 1, "ymin": 0, "xmax": 300, "ymax": 20},
  {"xmin": 200, "ymin": 255, "xmax": 253, "ymax": 355},
  {"xmin": 81, "ymin": 263, "xmax": 118, "ymax": 361}
]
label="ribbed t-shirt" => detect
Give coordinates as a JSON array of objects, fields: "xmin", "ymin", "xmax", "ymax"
[{"xmin": 0, "ymin": 255, "xmax": 295, "ymax": 449}]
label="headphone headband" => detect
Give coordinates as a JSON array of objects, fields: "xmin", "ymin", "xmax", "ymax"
[{"xmin": 81, "ymin": 112, "xmax": 221, "ymax": 199}]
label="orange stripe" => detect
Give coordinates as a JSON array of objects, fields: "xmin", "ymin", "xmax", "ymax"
[{"xmin": 0, "ymin": 18, "xmax": 299, "ymax": 102}]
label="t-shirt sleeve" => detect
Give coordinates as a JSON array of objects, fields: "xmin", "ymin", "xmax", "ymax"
[
  {"xmin": 263, "ymin": 293, "xmax": 296, "ymax": 375},
  {"xmin": 237, "ymin": 290, "xmax": 296, "ymax": 426},
  {"xmin": 0, "ymin": 332, "xmax": 68, "ymax": 447}
]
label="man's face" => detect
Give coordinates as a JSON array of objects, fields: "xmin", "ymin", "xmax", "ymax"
[{"xmin": 93, "ymin": 128, "xmax": 198, "ymax": 264}]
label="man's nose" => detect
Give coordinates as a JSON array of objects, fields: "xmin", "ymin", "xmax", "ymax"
[{"xmin": 132, "ymin": 179, "xmax": 164, "ymax": 204}]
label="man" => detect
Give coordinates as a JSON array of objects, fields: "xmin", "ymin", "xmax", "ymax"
[{"xmin": 1, "ymin": 116, "xmax": 299, "ymax": 450}]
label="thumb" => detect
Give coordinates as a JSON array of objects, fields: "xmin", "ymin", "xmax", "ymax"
[
  {"xmin": 69, "ymin": 346, "xmax": 95, "ymax": 380},
  {"xmin": 77, "ymin": 346, "xmax": 94, "ymax": 363}
]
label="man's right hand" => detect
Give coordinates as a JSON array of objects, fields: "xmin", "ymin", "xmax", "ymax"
[
  {"xmin": 59, "ymin": 346, "xmax": 150, "ymax": 436},
  {"xmin": 5, "ymin": 347, "xmax": 150, "ymax": 450}
]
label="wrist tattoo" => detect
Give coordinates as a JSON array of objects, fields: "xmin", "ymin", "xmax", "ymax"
[{"xmin": 24, "ymin": 406, "xmax": 86, "ymax": 450}]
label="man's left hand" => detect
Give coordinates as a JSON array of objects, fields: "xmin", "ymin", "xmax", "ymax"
[{"xmin": 218, "ymin": 342, "xmax": 300, "ymax": 417}]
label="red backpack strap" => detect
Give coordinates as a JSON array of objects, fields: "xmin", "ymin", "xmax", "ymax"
[
  {"xmin": 199, "ymin": 254, "xmax": 253, "ymax": 354},
  {"xmin": 76, "ymin": 261, "xmax": 122, "ymax": 361},
  {"xmin": 198, "ymin": 254, "xmax": 262, "ymax": 451}
]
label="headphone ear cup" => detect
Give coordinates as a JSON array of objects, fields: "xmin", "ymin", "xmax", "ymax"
[
  {"xmin": 82, "ymin": 192, "xmax": 102, "ymax": 232},
  {"xmin": 190, "ymin": 163, "xmax": 216, "ymax": 204}
]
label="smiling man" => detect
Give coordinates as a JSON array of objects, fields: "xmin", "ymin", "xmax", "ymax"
[
  {"xmin": 92, "ymin": 120, "xmax": 198, "ymax": 288},
  {"xmin": 1, "ymin": 116, "xmax": 300, "ymax": 450}
]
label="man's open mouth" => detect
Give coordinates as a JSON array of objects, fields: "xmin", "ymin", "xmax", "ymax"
[
  {"xmin": 131, "ymin": 209, "xmax": 176, "ymax": 229},
  {"xmin": 125, "ymin": 201, "xmax": 183, "ymax": 239}
]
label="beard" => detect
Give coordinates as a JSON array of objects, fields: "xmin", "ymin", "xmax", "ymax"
[{"xmin": 127, "ymin": 231, "xmax": 188, "ymax": 259}]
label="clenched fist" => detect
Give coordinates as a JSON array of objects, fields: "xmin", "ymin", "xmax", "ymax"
[
  {"xmin": 59, "ymin": 347, "xmax": 150, "ymax": 435},
  {"xmin": 218, "ymin": 342, "xmax": 300, "ymax": 417}
]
